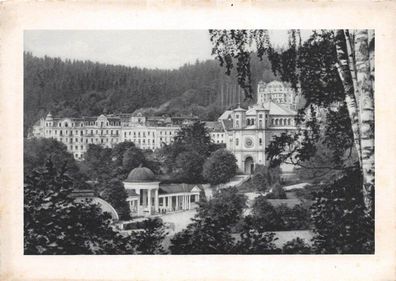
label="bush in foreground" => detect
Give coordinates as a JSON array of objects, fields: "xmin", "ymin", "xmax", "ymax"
[{"xmin": 202, "ymin": 148, "xmax": 237, "ymax": 185}]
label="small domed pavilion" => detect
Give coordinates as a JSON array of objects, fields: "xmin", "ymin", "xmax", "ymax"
[
  {"xmin": 123, "ymin": 166, "xmax": 160, "ymax": 216},
  {"xmin": 123, "ymin": 166, "xmax": 202, "ymax": 217}
]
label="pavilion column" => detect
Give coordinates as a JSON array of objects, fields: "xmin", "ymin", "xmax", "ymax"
[
  {"xmin": 148, "ymin": 189, "xmax": 152, "ymax": 215},
  {"xmin": 137, "ymin": 188, "xmax": 140, "ymax": 206},
  {"xmin": 184, "ymin": 195, "xmax": 187, "ymax": 210},
  {"xmin": 188, "ymin": 195, "xmax": 191, "ymax": 209},
  {"xmin": 155, "ymin": 189, "xmax": 159, "ymax": 213},
  {"xmin": 176, "ymin": 196, "xmax": 179, "ymax": 211},
  {"xmin": 142, "ymin": 189, "xmax": 147, "ymax": 207}
]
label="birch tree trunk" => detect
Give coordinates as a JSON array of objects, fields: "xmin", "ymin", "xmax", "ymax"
[
  {"xmin": 334, "ymin": 30, "xmax": 363, "ymax": 167},
  {"xmin": 335, "ymin": 29, "xmax": 375, "ymax": 215},
  {"xmin": 355, "ymin": 30, "xmax": 375, "ymax": 215}
]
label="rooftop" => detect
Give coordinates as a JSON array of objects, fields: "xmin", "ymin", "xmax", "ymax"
[
  {"xmin": 124, "ymin": 166, "xmax": 156, "ymax": 182},
  {"xmin": 159, "ymin": 183, "xmax": 202, "ymax": 195}
]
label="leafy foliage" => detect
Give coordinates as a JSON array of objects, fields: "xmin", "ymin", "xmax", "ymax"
[
  {"xmin": 282, "ymin": 238, "xmax": 312, "ymax": 254},
  {"xmin": 175, "ymin": 151, "xmax": 206, "ymax": 183},
  {"xmin": 251, "ymin": 196, "xmax": 310, "ymax": 231},
  {"xmin": 24, "ymin": 138, "xmax": 89, "ymax": 188},
  {"xmin": 81, "ymin": 144, "xmax": 113, "ymax": 181},
  {"xmin": 251, "ymin": 165, "xmax": 282, "ymax": 193},
  {"xmin": 121, "ymin": 147, "xmax": 146, "ymax": 175},
  {"xmin": 24, "ymin": 138, "xmax": 83, "ymax": 179},
  {"xmin": 130, "ymin": 218, "xmax": 168, "ymax": 254},
  {"xmin": 169, "ymin": 216, "xmax": 236, "ymax": 254},
  {"xmin": 209, "ymin": 30, "xmax": 272, "ymax": 99},
  {"xmin": 24, "ymin": 160, "xmax": 136, "ymax": 254},
  {"xmin": 310, "ymin": 166, "xmax": 374, "ymax": 254},
  {"xmin": 265, "ymin": 184, "xmax": 287, "ymax": 199},
  {"xmin": 198, "ymin": 187, "xmax": 247, "ymax": 228},
  {"xmin": 170, "ymin": 187, "xmax": 248, "ymax": 254},
  {"xmin": 233, "ymin": 215, "xmax": 281, "ymax": 254},
  {"xmin": 100, "ymin": 179, "xmax": 131, "ymax": 220},
  {"xmin": 202, "ymin": 148, "xmax": 238, "ymax": 185},
  {"xmin": 251, "ymin": 196, "xmax": 284, "ymax": 231},
  {"xmin": 161, "ymin": 121, "xmax": 221, "ymax": 183}
]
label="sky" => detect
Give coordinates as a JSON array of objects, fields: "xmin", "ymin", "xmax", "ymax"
[{"xmin": 24, "ymin": 30, "xmax": 311, "ymax": 70}]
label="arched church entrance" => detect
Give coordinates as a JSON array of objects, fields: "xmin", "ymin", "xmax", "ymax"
[{"xmin": 244, "ymin": 157, "xmax": 254, "ymax": 174}]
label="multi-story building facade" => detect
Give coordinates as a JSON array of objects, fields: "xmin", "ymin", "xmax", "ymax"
[
  {"xmin": 31, "ymin": 112, "xmax": 195, "ymax": 159},
  {"xmin": 257, "ymin": 80, "xmax": 297, "ymax": 110},
  {"xmin": 31, "ymin": 80, "xmax": 298, "ymax": 176}
]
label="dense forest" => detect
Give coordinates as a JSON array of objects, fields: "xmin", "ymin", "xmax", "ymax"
[{"xmin": 24, "ymin": 52, "xmax": 276, "ymax": 134}]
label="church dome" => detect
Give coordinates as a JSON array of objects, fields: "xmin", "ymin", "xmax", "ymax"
[
  {"xmin": 266, "ymin": 81, "xmax": 284, "ymax": 90},
  {"xmin": 125, "ymin": 166, "xmax": 155, "ymax": 182}
]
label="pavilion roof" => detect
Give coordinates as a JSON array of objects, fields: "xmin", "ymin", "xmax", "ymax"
[{"xmin": 159, "ymin": 183, "xmax": 202, "ymax": 195}]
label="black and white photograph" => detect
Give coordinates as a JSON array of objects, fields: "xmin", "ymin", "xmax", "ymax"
[{"xmin": 23, "ymin": 29, "xmax": 375, "ymax": 255}]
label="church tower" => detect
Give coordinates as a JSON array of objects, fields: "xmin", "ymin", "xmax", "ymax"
[
  {"xmin": 255, "ymin": 105, "xmax": 268, "ymax": 129},
  {"xmin": 232, "ymin": 106, "xmax": 246, "ymax": 129},
  {"xmin": 257, "ymin": 81, "xmax": 267, "ymax": 105}
]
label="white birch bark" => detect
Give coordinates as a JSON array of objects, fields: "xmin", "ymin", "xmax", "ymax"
[
  {"xmin": 334, "ymin": 30, "xmax": 363, "ymax": 167},
  {"xmin": 355, "ymin": 30, "xmax": 375, "ymax": 213}
]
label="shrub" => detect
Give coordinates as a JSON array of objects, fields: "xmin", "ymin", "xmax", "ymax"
[
  {"xmin": 265, "ymin": 184, "xmax": 287, "ymax": 199},
  {"xmin": 251, "ymin": 196, "xmax": 311, "ymax": 231},
  {"xmin": 282, "ymin": 238, "xmax": 312, "ymax": 254},
  {"xmin": 251, "ymin": 165, "xmax": 282, "ymax": 193},
  {"xmin": 310, "ymin": 166, "xmax": 374, "ymax": 254},
  {"xmin": 251, "ymin": 196, "xmax": 284, "ymax": 231},
  {"xmin": 202, "ymin": 149, "xmax": 237, "ymax": 185}
]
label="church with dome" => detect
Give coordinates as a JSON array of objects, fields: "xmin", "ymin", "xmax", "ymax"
[
  {"xmin": 209, "ymin": 80, "xmax": 299, "ymax": 175},
  {"xmin": 123, "ymin": 166, "xmax": 202, "ymax": 216}
]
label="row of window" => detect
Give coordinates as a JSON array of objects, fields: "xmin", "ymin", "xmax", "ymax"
[
  {"xmin": 46, "ymin": 121, "xmax": 121, "ymax": 128},
  {"xmin": 45, "ymin": 129, "xmax": 120, "ymax": 136},
  {"xmin": 123, "ymin": 138, "xmax": 159, "ymax": 145},
  {"xmin": 55, "ymin": 137, "xmax": 119, "ymax": 145},
  {"xmin": 211, "ymin": 133, "xmax": 225, "ymax": 138},
  {"xmin": 271, "ymin": 118, "xmax": 293, "ymax": 126}
]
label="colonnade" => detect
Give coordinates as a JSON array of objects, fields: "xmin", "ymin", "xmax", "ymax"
[
  {"xmin": 127, "ymin": 188, "xmax": 200, "ymax": 216},
  {"xmin": 159, "ymin": 193, "xmax": 196, "ymax": 213}
]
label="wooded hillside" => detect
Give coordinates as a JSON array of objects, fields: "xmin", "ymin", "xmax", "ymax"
[{"xmin": 24, "ymin": 52, "xmax": 276, "ymax": 134}]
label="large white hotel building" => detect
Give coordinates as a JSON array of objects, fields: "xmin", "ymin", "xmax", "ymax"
[{"xmin": 31, "ymin": 81, "xmax": 299, "ymax": 174}]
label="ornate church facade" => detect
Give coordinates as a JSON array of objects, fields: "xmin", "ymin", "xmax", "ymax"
[{"xmin": 209, "ymin": 80, "xmax": 298, "ymax": 175}]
